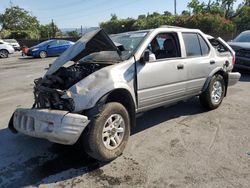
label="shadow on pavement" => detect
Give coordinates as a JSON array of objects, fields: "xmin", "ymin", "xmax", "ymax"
[
  {"xmin": 132, "ymin": 97, "xmax": 205, "ymax": 135},
  {"xmin": 0, "ymin": 98, "xmax": 205, "ymax": 187}
]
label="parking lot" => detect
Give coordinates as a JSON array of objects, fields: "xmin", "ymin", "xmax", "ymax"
[{"xmin": 0, "ymin": 54, "xmax": 249, "ymax": 188}]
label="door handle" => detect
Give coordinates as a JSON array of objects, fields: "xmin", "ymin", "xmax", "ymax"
[
  {"xmin": 210, "ymin": 60, "xmax": 216, "ymax": 65},
  {"xmin": 177, "ymin": 64, "xmax": 184, "ymax": 70}
]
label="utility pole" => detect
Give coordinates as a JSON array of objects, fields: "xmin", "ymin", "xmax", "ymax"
[
  {"xmin": 51, "ymin": 19, "xmax": 55, "ymax": 38},
  {"xmin": 81, "ymin": 25, "xmax": 83, "ymax": 37},
  {"xmin": 174, "ymin": 0, "xmax": 177, "ymax": 15}
]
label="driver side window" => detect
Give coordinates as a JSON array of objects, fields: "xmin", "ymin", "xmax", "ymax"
[{"xmin": 147, "ymin": 32, "xmax": 181, "ymax": 61}]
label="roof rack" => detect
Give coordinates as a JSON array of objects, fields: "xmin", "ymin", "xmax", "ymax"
[{"xmin": 160, "ymin": 25, "xmax": 185, "ymax": 29}]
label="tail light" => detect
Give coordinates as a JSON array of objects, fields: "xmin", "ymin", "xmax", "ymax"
[{"xmin": 232, "ymin": 52, "xmax": 236, "ymax": 65}]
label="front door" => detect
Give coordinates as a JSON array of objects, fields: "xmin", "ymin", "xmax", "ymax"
[
  {"xmin": 47, "ymin": 40, "xmax": 61, "ymax": 56},
  {"xmin": 136, "ymin": 32, "xmax": 188, "ymax": 111}
]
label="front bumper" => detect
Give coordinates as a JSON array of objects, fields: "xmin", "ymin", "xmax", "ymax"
[
  {"xmin": 228, "ymin": 72, "xmax": 241, "ymax": 86},
  {"xmin": 10, "ymin": 108, "xmax": 90, "ymax": 145}
]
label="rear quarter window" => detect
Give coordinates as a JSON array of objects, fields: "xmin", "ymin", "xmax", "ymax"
[{"xmin": 198, "ymin": 35, "xmax": 210, "ymax": 55}]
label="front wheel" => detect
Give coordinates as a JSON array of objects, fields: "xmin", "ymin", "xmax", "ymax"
[
  {"xmin": 39, "ymin": 51, "xmax": 47, "ymax": 58},
  {"xmin": 200, "ymin": 74, "xmax": 225, "ymax": 110},
  {"xmin": 83, "ymin": 102, "xmax": 130, "ymax": 162}
]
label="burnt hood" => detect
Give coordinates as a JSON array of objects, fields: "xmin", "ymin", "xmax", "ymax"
[{"xmin": 45, "ymin": 28, "xmax": 120, "ymax": 76}]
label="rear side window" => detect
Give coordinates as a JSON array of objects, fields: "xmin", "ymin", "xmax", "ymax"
[
  {"xmin": 198, "ymin": 35, "xmax": 210, "ymax": 55},
  {"xmin": 182, "ymin": 33, "xmax": 201, "ymax": 57},
  {"xmin": 182, "ymin": 33, "xmax": 210, "ymax": 57}
]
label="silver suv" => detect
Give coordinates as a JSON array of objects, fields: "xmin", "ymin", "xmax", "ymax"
[{"xmin": 9, "ymin": 27, "xmax": 241, "ymax": 161}]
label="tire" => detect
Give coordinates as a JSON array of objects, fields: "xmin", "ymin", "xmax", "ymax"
[
  {"xmin": 83, "ymin": 102, "xmax": 130, "ymax": 162},
  {"xmin": 0, "ymin": 49, "xmax": 9, "ymax": 58},
  {"xmin": 200, "ymin": 74, "xmax": 225, "ymax": 110},
  {"xmin": 39, "ymin": 51, "xmax": 47, "ymax": 58}
]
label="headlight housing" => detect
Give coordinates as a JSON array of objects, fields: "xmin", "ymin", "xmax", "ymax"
[{"xmin": 32, "ymin": 48, "xmax": 39, "ymax": 52}]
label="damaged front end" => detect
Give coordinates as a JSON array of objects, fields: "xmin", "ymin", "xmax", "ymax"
[
  {"xmin": 33, "ymin": 62, "xmax": 107, "ymax": 112},
  {"xmin": 9, "ymin": 28, "xmax": 122, "ymax": 145}
]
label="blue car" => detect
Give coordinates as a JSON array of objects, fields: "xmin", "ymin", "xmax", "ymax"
[{"xmin": 26, "ymin": 40, "xmax": 74, "ymax": 58}]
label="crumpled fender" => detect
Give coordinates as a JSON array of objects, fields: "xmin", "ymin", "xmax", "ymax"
[{"xmin": 62, "ymin": 62, "xmax": 136, "ymax": 112}]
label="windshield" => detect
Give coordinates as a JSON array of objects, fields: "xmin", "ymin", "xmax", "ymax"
[
  {"xmin": 110, "ymin": 31, "xmax": 148, "ymax": 59},
  {"xmin": 234, "ymin": 32, "xmax": 250, "ymax": 42},
  {"xmin": 3, "ymin": 39, "xmax": 17, "ymax": 43}
]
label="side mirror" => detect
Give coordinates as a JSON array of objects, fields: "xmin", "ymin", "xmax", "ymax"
[
  {"xmin": 140, "ymin": 50, "xmax": 150, "ymax": 64},
  {"xmin": 47, "ymin": 45, "xmax": 50, "ymax": 49}
]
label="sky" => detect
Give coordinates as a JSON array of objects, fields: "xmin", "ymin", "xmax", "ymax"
[{"xmin": 0, "ymin": 0, "xmax": 244, "ymax": 29}]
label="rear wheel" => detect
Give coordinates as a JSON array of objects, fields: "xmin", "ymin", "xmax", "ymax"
[
  {"xmin": 200, "ymin": 74, "xmax": 225, "ymax": 110},
  {"xmin": 39, "ymin": 51, "xmax": 47, "ymax": 58},
  {"xmin": 0, "ymin": 50, "xmax": 9, "ymax": 58},
  {"xmin": 83, "ymin": 102, "xmax": 130, "ymax": 162}
]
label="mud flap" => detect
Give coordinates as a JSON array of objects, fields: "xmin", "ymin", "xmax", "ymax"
[{"xmin": 8, "ymin": 113, "xmax": 18, "ymax": 134}]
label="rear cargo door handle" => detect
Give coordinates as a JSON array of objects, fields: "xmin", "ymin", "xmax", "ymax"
[
  {"xmin": 210, "ymin": 60, "xmax": 216, "ymax": 65},
  {"xmin": 177, "ymin": 64, "xmax": 184, "ymax": 70}
]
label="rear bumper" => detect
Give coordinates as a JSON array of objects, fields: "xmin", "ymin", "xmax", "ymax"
[
  {"xmin": 8, "ymin": 48, "xmax": 15, "ymax": 54},
  {"xmin": 10, "ymin": 108, "xmax": 90, "ymax": 145},
  {"xmin": 14, "ymin": 46, "xmax": 21, "ymax": 51},
  {"xmin": 228, "ymin": 72, "xmax": 241, "ymax": 86}
]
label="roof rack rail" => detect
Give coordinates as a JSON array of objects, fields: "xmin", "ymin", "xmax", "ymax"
[{"xmin": 160, "ymin": 25, "xmax": 185, "ymax": 29}]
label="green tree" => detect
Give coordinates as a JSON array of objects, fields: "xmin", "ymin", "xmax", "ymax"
[
  {"xmin": 220, "ymin": 0, "xmax": 237, "ymax": 19},
  {"xmin": 181, "ymin": 10, "xmax": 191, "ymax": 16},
  {"xmin": 39, "ymin": 21, "xmax": 60, "ymax": 39},
  {"xmin": 233, "ymin": 5, "xmax": 250, "ymax": 32},
  {"xmin": 188, "ymin": 0, "xmax": 206, "ymax": 14},
  {"xmin": 0, "ymin": 5, "xmax": 40, "ymax": 39},
  {"xmin": 100, "ymin": 15, "xmax": 137, "ymax": 34},
  {"xmin": 66, "ymin": 30, "xmax": 79, "ymax": 37},
  {"xmin": 164, "ymin": 11, "xmax": 172, "ymax": 16}
]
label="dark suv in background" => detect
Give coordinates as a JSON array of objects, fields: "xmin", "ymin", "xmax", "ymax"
[{"xmin": 228, "ymin": 31, "xmax": 250, "ymax": 71}]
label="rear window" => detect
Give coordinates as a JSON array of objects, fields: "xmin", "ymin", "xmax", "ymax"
[
  {"xmin": 209, "ymin": 38, "xmax": 229, "ymax": 53},
  {"xmin": 182, "ymin": 33, "xmax": 201, "ymax": 57}
]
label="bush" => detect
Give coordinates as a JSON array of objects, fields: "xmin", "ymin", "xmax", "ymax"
[
  {"xmin": 181, "ymin": 14, "xmax": 235, "ymax": 38},
  {"xmin": 100, "ymin": 13, "xmax": 236, "ymax": 40}
]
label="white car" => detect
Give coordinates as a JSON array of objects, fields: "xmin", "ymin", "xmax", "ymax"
[
  {"xmin": 3, "ymin": 39, "xmax": 21, "ymax": 51},
  {"xmin": 0, "ymin": 40, "xmax": 15, "ymax": 58}
]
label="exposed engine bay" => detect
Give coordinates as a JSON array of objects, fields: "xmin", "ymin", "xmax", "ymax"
[
  {"xmin": 32, "ymin": 28, "xmax": 123, "ymax": 112},
  {"xmin": 33, "ymin": 62, "xmax": 108, "ymax": 112}
]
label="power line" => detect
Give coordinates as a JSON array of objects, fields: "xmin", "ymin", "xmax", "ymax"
[{"xmin": 52, "ymin": 0, "xmax": 143, "ymax": 23}]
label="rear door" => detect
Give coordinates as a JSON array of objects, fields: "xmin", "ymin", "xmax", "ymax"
[
  {"xmin": 181, "ymin": 32, "xmax": 214, "ymax": 96},
  {"xmin": 57, "ymin": 40, "xmax": 71, "ymax": 54}
]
